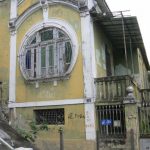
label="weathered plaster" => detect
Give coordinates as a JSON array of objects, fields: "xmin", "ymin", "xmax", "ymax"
[
  {"xmin": 16, "ymin": 104, "xmax": 85, "ymax": 140},
  {"xmin": 93, "ymin": 22, "xmax": 114, "ymax": 77},
  {"xmin": 16, "ymin": 5, "xmax": 84, "ymax": 102},
  {"xmin": 17, "ymin": 0, "xmax": 38, "ymax": 16},
  {"xmin": 0, "ymin": 0, "xmax": 10, "ymax": 81}
]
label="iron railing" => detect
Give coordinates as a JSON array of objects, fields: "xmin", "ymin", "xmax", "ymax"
[
  {"xmin": 140, "ymin": 89, "xmax": 150, "ymax": 102},
  {"xmin": 95, "ymin": 75, "xmax": 140, "ymax": 102},
  {"xmin": 139, "ymin": 102, "xmax": 150, "ymax": 137},
  {"xmin": 97, "ymin": 104, "xmax": 126, "ymax": 138},
  {"xmin": 34, "ymin": 108, "xmax": 65, "ymax": 125}
]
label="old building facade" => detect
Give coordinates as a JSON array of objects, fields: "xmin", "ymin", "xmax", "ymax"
[{"xmin": 0, "ymin": 0, "xmax": 150, "ymax": 150}]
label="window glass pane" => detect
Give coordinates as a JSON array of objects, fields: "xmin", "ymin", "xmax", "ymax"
[
  {"xmin": 49, "ymin": 45, "xmax": 54, "ymax": 66},
  {"xmin": 25, "ymin": 50, "xmax": 31, "ymax": 69},
  {"xmin": 41, "ymin": 47, "xmax": 46, "ymax": 67},
  {"xmin": 41, "ymin": 30, "xmax": 53, "ymax": 41},
  {"xmin": 34, "ymin": 49, "xmax": 37, "ymax": 78},
  {"xmin": 59, "ymin": 31, "xmax": 65, "ymax": 38},
  {"xmin": 65, "ymin": 42, "xmax": 72, "ymax": 63},
  {"xmin": 31, "ymin": 37, "xmax": 36, "ymax": 44}
]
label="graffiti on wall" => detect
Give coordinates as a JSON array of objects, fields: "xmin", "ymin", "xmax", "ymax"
[{"xmin": 68, "ymin": 113, "xmax": 85, "ymax": 120}]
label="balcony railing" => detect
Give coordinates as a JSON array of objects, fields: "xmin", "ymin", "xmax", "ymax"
[
  {"xmin": 94, "ymin": 75, "xmax": 140, "ymax": 103},
  {"xmin": 140, "ymin": 89, "xmax": 150, "ymax": 102}
]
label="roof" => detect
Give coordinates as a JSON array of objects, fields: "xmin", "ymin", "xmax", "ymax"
[
  {"xmin": 90, "ymin": 11, "xmax": 150, "ymax": 70},
  {"xmin": 96, "ymin": 0, "xmax": 111, "ymax": 13}
]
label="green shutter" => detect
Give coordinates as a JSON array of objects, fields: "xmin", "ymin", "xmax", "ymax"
[
  {"xmin": 65, "ymin": 42, "xmax": 72, "ymax": 63},
  {"xmin": 41, "ymin": 47, "xmax": 46, "ymax": 67},
  {"xmin": 49, "ymin": 45, "xmax": 54, "ymax": 66}
]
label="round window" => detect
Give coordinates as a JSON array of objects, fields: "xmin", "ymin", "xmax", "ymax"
[{"xmin": 19, "ymin": 27, "xmax": 72, "ymax": 81}]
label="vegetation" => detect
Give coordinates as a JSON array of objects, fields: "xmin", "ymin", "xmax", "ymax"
[{"xmin": 16, "ymin": 121, "xmax": 49, "ymax": 142}]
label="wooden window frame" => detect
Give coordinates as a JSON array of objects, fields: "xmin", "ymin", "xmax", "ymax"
[{"xmin": 20, "ymin": 27, "xmax": 72, "ymax": 81}]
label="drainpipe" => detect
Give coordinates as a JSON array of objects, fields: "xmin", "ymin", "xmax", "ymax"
[{"xmin": 0, "ymin": 137, "xmax": 14, "ymax": 150}]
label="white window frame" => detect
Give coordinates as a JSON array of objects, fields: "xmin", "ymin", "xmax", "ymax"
[{"xmin": 18, "ymin": 19, "xmax": 78, "ymax": 81}]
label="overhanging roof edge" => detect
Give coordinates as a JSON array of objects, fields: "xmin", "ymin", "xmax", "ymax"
[{"xmin": 90, "ymin": 11, "xmax": 150, "ymax": 70}]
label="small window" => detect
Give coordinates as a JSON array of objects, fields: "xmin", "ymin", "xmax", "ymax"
[{"xmin": 34, "ymin": 108, "xmax": 65, "ymax": 125}]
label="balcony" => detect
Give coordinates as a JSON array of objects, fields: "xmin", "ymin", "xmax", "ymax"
[{"xmin": 94, "ymin": 75, "xmax": 140, "ymax": 103}]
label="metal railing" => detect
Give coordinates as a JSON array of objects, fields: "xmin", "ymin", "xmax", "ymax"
[
  {"xmin": 139, "ymin": 102, "xmax": 150, "ymax": 137},
  {"xmin": 97, "ymin": 104, "xmax": 126, "ymax": 138},
  {"xmin": 140, "ymin": 89, "xmax": 150, "ymax": 102},
  {"xmin": 94, "ymin": 75, "xmax": 140, "ymax": 102}
]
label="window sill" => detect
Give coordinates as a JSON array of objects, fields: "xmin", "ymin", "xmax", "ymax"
[{"xmin": 25, "ymin": 74, "xmax": 71, "ymax": 84}]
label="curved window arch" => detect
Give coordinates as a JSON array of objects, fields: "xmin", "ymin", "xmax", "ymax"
[{"xmin": 19, "ymin": 27, "xmax": 73, "ymax": 81}]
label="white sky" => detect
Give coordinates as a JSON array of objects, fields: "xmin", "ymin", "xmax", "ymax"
[{"xmin": 105, "ymin": 0, "xmax": 150, "ymax": 63}]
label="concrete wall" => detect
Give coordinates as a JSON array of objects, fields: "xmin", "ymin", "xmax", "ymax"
[
  {"xmin": 136, "ymin": 48, "xmax": 149, "ymax": 88},
  {"xmin": 15, "ymin": 104, "xmax": 97, "ymax": 150},
  {"xmin": 17, "ymin": 0, "xmax": 38, "ymax": 16},
  {"xmin": 13, "ymin": 2, "xmax": 88, "ymax": 150},
  {"xmin": 0, "ymin": 1, "xmax": 149, "ymax": 150},
  {"xmin": 0, "ymin": 0, "xmax": 10, "ymax": 106},
  {"xmin": 16, "ymin": 104, "xmax": 85, "ymax": 139},
  {"xmin": 16, "ymin": 4, "xmax": 84, "ymax": 102},
  {"xmin": 93, "ymin": 22, "xmax": 114, "ymax": 78}
]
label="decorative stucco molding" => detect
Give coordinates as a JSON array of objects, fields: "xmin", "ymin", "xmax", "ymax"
[
  {"xmin": 18, "ymin": 19, "xmax": 79, "ymax": 81},
  {"xmin": 16, "ymin": 1, "xmax": 79, "ymax": 29}
]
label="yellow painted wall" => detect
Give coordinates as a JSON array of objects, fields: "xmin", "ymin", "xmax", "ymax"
[
  {"xmin": 137, "ymin": 48, "xmax": 149, "ymax": 88},
  {"xmin": 93, "ymin": 22, "xmax": 114, "ymax": 78},
  {"xmin": 16, "ymin": 104, "xmax": 85, "ymax": 140},
  {"xmin": 35, "ymin": 139, "xmax": 96, "ymax": 150},
  {"xmin": 16, "ymin": 5, "xmax": 84, "ymax": 102},
  {"xmin": 48, "ymin": 5, "xmax": 81, "ymax": 38},
  {"xmin": 0, "ymin": 1, "xmax": 10, "ymax": 104},
  {"xmin": 0, "ymin": 1, "xmax": 10, "ymax": 82},
  {"xmin": 17, "ymin": 0, "xmax": 38, "ymax": 16}
]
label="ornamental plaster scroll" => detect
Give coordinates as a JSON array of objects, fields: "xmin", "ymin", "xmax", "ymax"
[
  {"xmin": 18, "ymin": 19, "xmax": 79, "ymax": 80},
  {"xmin": 16, "ymin": 1, "xmax": 79, "ymax": 29}
]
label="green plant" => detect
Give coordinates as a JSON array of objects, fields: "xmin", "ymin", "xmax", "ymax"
[{"xmin": 16, "ymin": 121, "xmax": 49, "ymax": 142}]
